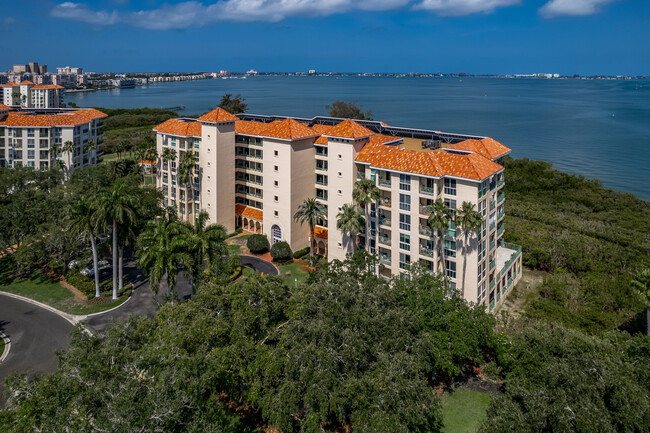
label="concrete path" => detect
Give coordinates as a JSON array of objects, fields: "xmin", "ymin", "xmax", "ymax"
[{"xmin": 0, "ymin": 293, "xmax": 74, "ymax": 406}]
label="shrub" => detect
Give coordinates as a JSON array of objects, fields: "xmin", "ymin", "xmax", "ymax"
[
  {"xmin": 64, "ymin": 269, "xmax": 95, "ymax": 297},
  {"xmin": 271, "ymin": 241, "xmax": 293, "ymax": 262},
  {"xmin": 293, "ymin": 247, "xmax": 310, "ymax": 259},
  {"xmin": 227, "ymin": 227, "xmax": 244, "ymax": 238},
  {"xmin": 247, "ymin": 234, "xmax": 270, "ymax": 254}
]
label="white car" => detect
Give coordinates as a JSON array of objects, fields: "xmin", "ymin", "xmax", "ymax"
[{"xmin": 80, "ymin": 260, "xmax": 110, "ymax": 277}]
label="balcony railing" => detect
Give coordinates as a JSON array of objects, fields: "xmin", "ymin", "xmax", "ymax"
[
  {"xmin": 357, "ymin": 171, "xmax": 365, "ymax": 179},
  {"xmin": 378, "ymin": 178, "xmax": 391, "ymax": 187},
  {"xmin": 316, "ymin": 179, "xmax": 328, "ymax": 186},
  {"xmin": 420, "ymin": 186, "xmax": 434, "ymax": 196},
  {"xmin": 419, "ymin": 247, "xmax": 434, "ymax": 258},
  {"xmin": 498, "ymin": 191, "xmax": 505, "ymax": 203},
  {"xmin": 489, "ymin": 279, "xmax": 495, "ymax": 290},
  {"xmin": 490, "ymin": 240, "xmax": 495, "ymax": 250},
  {"xmin": 379, "ymin": 255, "xmax": 392, "ymax": 266},
  {"xmin": 497, "ymin": 178, "xmax": 505, "ymax": 188},
  {"xmin": 497, "ymin": 224, "xmax": 505, "ymax": 237},
  {"xmin": 489, "ymin": 259, "xmax": 495, "ymax": 271},
  {"xmin": 419, "ymin": 226, "xmax": 434, "ymax": 237},
  {"xmin": 419, "ymin": 205, "xmax": 432, "ymax": 215},
  {"xmin": 379, "ymin": 198, "xmax": 391, "ymax": 207},
  {"xmin": 489, "ymin": 222, "xmax": 495, "ymax": 231},
  {"xmin": 497, "ymin": 210, "xmax": 504, "ymax": 220},
  {"xmin": 489, "ymin": 200, "xmax": 495, "ymax": 211},
  {"xmin": 378, "ymin": 216, "xmax": 391, "ymax": 227},
  {"xmin": 378, "ymin": 236, "xmax": 391, "ymax": 246}
]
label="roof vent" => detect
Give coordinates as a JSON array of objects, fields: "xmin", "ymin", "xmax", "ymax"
[{"xmin": 421, "ymin": 139, "xmax": 441, "ymax": 149}]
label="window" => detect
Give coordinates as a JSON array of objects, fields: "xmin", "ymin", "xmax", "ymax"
[
  {"xmin": 27, "ymin": 150, "xmax": 35, "ymax": 159},
  {"xmin": 477, "ymin": 281, "xmax": 486, "ymax": 303},
  {"xmin": 445, "ymin": 260, "xmax": 456, "ymax": 279},
  {"xmin": 399, "ymin": 193, "xmax": 410, "ymax": 211},
  {"xmin": 337, "ymin": 189, "xmax": 342, "ymax": 196},
  {"xmin": 316, "ymin": 174, "xmax": 328, "ymax": 186},
  {"xmin": 444, "ymin": 178, "xmax": 457, "ymax": 195},
  {"xmin": 338, "ymin": 154, "xmax": 342, "ymax": 160},
  {"xmin": 444, "ymin": 239, "xmax": 457, "ymax": 258},
  {"xmin": 171, "ymin": 137, "xmax": 176, "ymax": 147},
  {"xmin": 338, "ymin": 172, "xmax": 342, "ymax": 177},
  {"xmin": 399, "ymin": 233, "xmax": 410, "ymax": 251},
  {"xmin": 399, "ymin": 174, "xmax": 411, "ymax": 191},
  {"xmin": 271, "ymin": 225, "xmax": 282, "ymax": 243},
  {"xmin": 194, "ymin": 138, "xmax": 199, "ymax": 148},
  {"xmin": 274, "ymin": 210, "xmax": 279, "ymax": 217},
  {"xmin": 479, "ymin": 179, "xmax": 488, "ymax": 197},
  {"xmin": 274, "ymin": 180, "xmax": 279, "ymax": 187},
  {"xmin": 274, "ymin": 195, "xmax": 278, "ymax": 202},
  {"xmin": 274, "ymin": 150, "xmax": 278, "ymax": 157},
  {"xmin": 399, "ymin": 253, "xmax": 410, "ymax": 270},
  {"xmin": 399, "ymin": 214, "xmax": 410, "ymax": 231},
  {"xmin": 274, "ymin": 165, "xmax": 278, "ymax": 172}
]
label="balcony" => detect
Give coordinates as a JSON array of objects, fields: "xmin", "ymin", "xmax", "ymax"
[
  {"xmin": 497, "ymin": 178, "xmax": 504, "ymax": 188},
  {"xmin": 489, "ymin": 259, "xmax": 495, "ymax": 271},
  {"xmin": 490, "ymin": 240, "xmax": 495, "ymax": 250},
  {"xmin": 357, "ymin": 171, "xmax": 365, "ymax": 179},
  {"xmin": 498, "ymin": 191, "xmax": 505, "ymax": 203},
  {"xmin": 419, "ymin": 204, "xmax": 432, "ymax": 215},
  {"xmin": 379, "ymin": 255, "xmax": 392, "ymax": 266},
  {"xmin": 378, "ymin": 196, "xmax": 391, "ymax": 208},
  {"xmin": 378, "ymin": 215, "xmax": 391, "ymax": 227},
  {"xmin": 489, "ymin": 200, "xmax": 495, "ymax": 211},
  {"xmin": 316, "ymin": 161, "xmax": 328, "ymax": 172},
  {"xmin": 420, "ymin": 185, "xmax": 434, "ymax": 196},
  {"xmin": 497, "ymin": 224, "xmax": 505, "ymax": 237},
  {"xmin": 497, "ymin": 209, "xmax": 504, "ymax": 220},
  {"xmin": 419, "ymin": 246, "xmax": 434, "ymax": 258},
  {"xmin": 378, "ymin": 235, "xmax": 391, "ymax": 247},
  {"xmin": 378, "ymin": 178, "xmax": 391, "ymax": 188},
  {"xmin": 316, "ymin": 178, "xmax": 328, "ymax": 186},
  {"xmin": 489, "ymin": 222, "xmax": 495, "ymax": 231},
  {"xmin": 419, "ymin": 226, "xmax": 434, "ymax": 237}
]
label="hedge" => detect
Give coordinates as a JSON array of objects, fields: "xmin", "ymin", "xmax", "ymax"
[
  {"xmin": 271, "ymin": 241, "xmax": 293, "ymax": 262},
  {"xmin": 247, "ymin": 234, "xmax": 270, "ymax": 254},
  {"xmin": 293, "ymin": 247, "xmax": 310, "ymax": 259}
]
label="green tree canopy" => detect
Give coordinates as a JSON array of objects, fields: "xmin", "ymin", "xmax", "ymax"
[
  {"xmin": 326, "ymin": 101, "xmax": 373, "ymax": 120},
  {"xmin": 218, "ymin": 93, "xmax": 248, "ymax": 114}
]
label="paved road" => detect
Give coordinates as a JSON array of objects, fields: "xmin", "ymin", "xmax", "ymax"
[
  {"xmin": 0, "ymin": 294, "xmax": 74, "ymax": 406},
  {"xmin": 240, "ymin": 255, "xmax": 279, "ymax": 276}
]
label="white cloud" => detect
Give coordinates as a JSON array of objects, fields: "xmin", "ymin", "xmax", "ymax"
[
  {"xmin": 413, "ymin": 0, "xmax": 520, "ymax": 16},
  {"xmin": 51, "ymin": 2, "xmax": 118, "ymax": 25},
  {"xmin": 539, "ymin": 0, "xmax": 618, "ymax": 18}
]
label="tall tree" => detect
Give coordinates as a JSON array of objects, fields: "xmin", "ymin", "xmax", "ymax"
[
  {"xmin": 293, "ymin": 198, "xmax": 327, "ymax": 263},
  {"xmin": 427, "ymin": 199, "xmax": 452, "ymax": 275},
  {"xmin": 218, "ymin": 93, "xmax": 248, "ymax": 114},
  {"xmin": 178, "ymin": 151, "xmax": 198, "ymax": 222},
  {"xmin": 455, "ymin": 201, "xmax": 483, "ymax": 297},
  {"xmin": 326, "ymin": 101, "xmax": 373, "ymax": 120},
  {"xmin": 336, "ymin": 203, "xmax": 364, "ymax": 252},
  {"xmin": 93, "ymin": 178, "xmax": 138, "ymax": 299},
  {"xmin": 62, "ymin": 140, "xmax": 74, "ymax": 173},
  {"xmin": 353, "ymin": 178, "xmax": 380, "ymax": 244},
  {"xmin": 83, "ymin": 139, "xmax": 96, "ymax": 155},
  {"xmin": 181, "ymin": 211, "xmax": 227, "ymax": 289},
  {"xmin": 137, "ymin": 209, "xmax": 192, "ymax": 300},
  {"xmin": 68, "ymin": 197, "xmax": 102, "ymax": 298},
  {"xmin": 162, "ymin": 148, "xmax": 177, "ymax": 166}
]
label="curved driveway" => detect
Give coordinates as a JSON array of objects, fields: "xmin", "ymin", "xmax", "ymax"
[
  {"xmin": 0, "ymin": 293, "xmax": 74, "ymax": 406},
  {"xmin": 240, "ymin": 255, "xmax": 279, "ymax": 276}
]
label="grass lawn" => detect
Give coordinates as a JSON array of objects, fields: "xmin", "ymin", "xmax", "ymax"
[
  {"xmin": 0, "ymin": 259, "xmax": 129, "ymax": 316},
  {"xmin": 278, "ymin": 261, "xmax": 311, "ymax": 287},
  {"xmin": 228, "ymin": 244, "xmax": 242, "ymax": 255},
  {"xmin": 0, "ymin": 337, "xmax": 4, "ymax": 358},
  {"xmin": 440, "ymin": 389, "xmax": 491, "ymax": 433}
]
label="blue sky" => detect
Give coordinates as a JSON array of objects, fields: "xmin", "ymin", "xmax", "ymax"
[{"xmin": 2, "ymin": 0, "xmax": 648, "ymax": 75}]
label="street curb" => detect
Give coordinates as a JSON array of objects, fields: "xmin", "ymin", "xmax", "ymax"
[
  {"xmin": 85, "ymin": 292, "xmax": 133, "ymax": 318},
  {"xmin": 0, "ymin": 291, "xmax": 84, "ymax": 326},
  {"xmin": 0, "ymin": 331, "xmax": 10, "ymax": 363},
  {"xmin": 239, "ymin": 254, "xmax": 281, "ymax": 276}
]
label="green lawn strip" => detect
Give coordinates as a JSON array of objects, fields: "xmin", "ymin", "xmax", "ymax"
[
  {"xmin": 0, "ymin": 272, "xmax": 129, "ymax": 316},
  {"xmin": 440, "ymin": 389, "xmax": 491, "ymax": 433},
  {"xmin": 0, "ymin": 337, "xmax": 5, "ymax": 358},
  {"xmin": 278, "ymin": 261, "xmax": 310, "ymax": 286}
]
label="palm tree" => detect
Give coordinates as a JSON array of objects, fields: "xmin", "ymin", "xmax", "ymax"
[
  {"xmin": 455, "ymin": 201, "xmax": 483, "ymax": 297},
  {"xmin": 336, "ymin": 203, "xmax": 364, "ymax": 252},
  {"xmin": 93, "ymin": 178, "xmax": 138, "ymax": 299},
  {"xmin": 293, "ymin": 198, "xmax": 327, "ymax": 263},
  {"xmin": 178, "ymin": 151, "xmax": 198, "ymax": 222},
  {"xmin": 181, "ymin": 211, "xmax": 227, "ymax": 289},
  {"xmin": 68, "ymin": 197, "xmax": 101, "ymax": 298},
  {"xmin": 427, "ymin": 199, "xmax": 452, "ymax": 275},
  {"xmin": 162, "ymin": 147, "xmax": 177, "ymax": 165},
  {"xmin": 83, "ymin": 139, "xmax": 96, "ymax": 155},
  {"xmin": 353, "ymin": 178, "xmax": 380, "ymax": 240},
  {"xmin": 62, "ymin": 140, "xmax": 74, "ymax": 173},
  {"xmin": 137, "ymin": 209, "xmax": 192, "ymax": 300}
]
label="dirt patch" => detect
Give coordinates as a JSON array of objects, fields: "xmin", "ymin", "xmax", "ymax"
[
  {"xmin": 498, "ymin": 267, "xmax": 549, "ymax": 318},
  {"xmin": 59, "ymin": 279, "xmax": 88, "ymax": 301}
]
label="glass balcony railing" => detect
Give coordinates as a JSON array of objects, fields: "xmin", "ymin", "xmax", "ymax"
[
  {"xmin": 419, "ymin": 226, "xmax": 434, "ymax": 237},
  {"xmin": 489, "ymin": 222, "xmax": 495, "ymax": 231},
  {"xmin": 497, "ymin": 178, "xmax": 505, "ymax": 188},
  {"xmin": 420, "ymin": 205, "xmax": 432, "ymax": 214},
  {"xmin": 378, "ymin": 216, "xmax": 391, "ymax": 227},
  {"xmin": 420, "ymin": 186, "xmax": 434, "ymax": 196},
  {"xmin": 490, "ymin": 240, "xmax": 495, "ymax": 250},
  {"xmin": 378, "ymin": 236, "xmax": 391, "ymax": 246},
  {"xmin": 378, "ymin": 178, "xmax": 391, "ymax": 187},
  {"xmin": 497, "ymin": 224, "xmax": 505, "ymax": 237},
  {"xmin": 379, "ymin": 197, "xmax": 391, "ymax": 207},
  {"xmin": 489, "ymin": 200, "xmax": 495, "ymax": 211},
  {"xmin": 379, "ymin": 255, "xmax": 391, "ymax": 266},
  {"xmin": 497, "ymin": 210, "xmax": 504, "ymax": 220},
  {"xmin": 489, "ymin": 259, "xmax": 495, "ymax": 271},
  {"xmin": 498, "ymin": 191, "xmax": 505, "ymax": 203},
  {"xmin": 419, "ymin": 247, "xmax": 434, "ymax": 257}
]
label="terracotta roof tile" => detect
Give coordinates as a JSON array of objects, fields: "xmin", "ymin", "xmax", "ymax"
[
  {"xmin": 445, "ymin": 137, "xmax": 511, "ymax": 160},
  {"xmin": 235, "ymin": 120, "xmax": 268, "ymax": 136},
  {"xmin": 260, "ymin": 118, "xmax": 317, "ymax": 141},
  {"xmin": 32, "ymin": 85, "xmax": 64, "ymax": 89},
  {"xmin": 20, "ymin": 80, "xmax": 34, "ymax": 85},
  {"xmin": 0, "ymin": 109, "xmax": 107, "ymax": 127},
  {"xmin": 153, "ymin": 118, "xmax": 202, "ymax": 137},
  {"xmin": 235, "ymin": 204, "xmax": 263, "ymax": 221},
  {"xmin": 0, "ymin": 103, "xmax": 10, "ymax": 111},
  {"xmin": 197, "ymin": 108, "xmax": 239, "ymax": 123},
  {"xmin": 326, "ymin": 120, "xmax": 374, "ymax": 139},
  {"xmin": 369, "ymin": 134, "xmax": 402, "ymax": 145},
  {"xmin": 312, "ymin": 124, "xmax": 334, "ymax": 145},
  {"xmin": 314, "ymin": 226, "xmax": 328, "ymax": 240},
  {"xmin": 356, "ymin": 142, "xmax": 502, "ymax": 181},
  {"xmin": 2, "ymin": 83, "xmax": 19, "ymax": 87}
]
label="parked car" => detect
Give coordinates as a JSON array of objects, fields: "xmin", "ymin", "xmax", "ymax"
[{"xmin": 80, "ymin": 260, "xmax": 110, "ymax": 277}]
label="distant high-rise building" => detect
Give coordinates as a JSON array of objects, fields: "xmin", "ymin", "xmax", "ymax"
[
  {"xmin": 13, "ymin": 64, "xmax": 27, "ymax": 74},
  {"xmin": 57, "ymin": 66, "xmax": 83, "ymax": 75}
]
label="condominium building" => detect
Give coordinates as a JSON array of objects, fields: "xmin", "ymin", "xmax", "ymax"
[
  {"xmin": 1, "ymin": 81, "xmax": 63, "ymax": 108},
  {"xmin": 153, "ymin": 109, "xmax": 522, "ymax": 311},
  {"xmin": 0, "ymin": 105, "xmax": 106, "ymax": 172}
]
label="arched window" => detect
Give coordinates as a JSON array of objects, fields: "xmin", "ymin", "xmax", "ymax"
[{"xmin": 271, "ymin": 224, "xmax": 282, "ymax": 244}]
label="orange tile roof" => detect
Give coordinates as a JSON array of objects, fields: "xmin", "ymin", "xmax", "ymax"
[
  {"xmin": 153, "ymin": 118, "xmax": 202, "ymax": 137},
  {"xmin": 32, "ymin": 85, "xmax": 64, "ymax": 90},
  {"xmin": 20, "ymin": 80, "xmax": 34, "ymax": 85},
  {"xmin": 235, "ymin": 204, "xmax": 263, "ymax": 221},
  {"xmin": 2, "ymin": 83, "xmax": 19, "ymax": 87},
  {"xmin": 356, "ymin": 142, "xmax": 502, "ymax": 181},
  {"xmin": 314, "ymin": 226, "xmax": 328, "ymax": 240},
  {"xmin": 260, "ymin": 118, "xmax": 318, "ymax": 141},
  {"xmin": 444, "ymin": 137, "xmax": 511, "ymax": 160},
  {"xmin": 326, "ymin": 120, "xmax": 374, "ymax": 139},
  {"xmin": 369, "ymin": 134, "xmax": 402, "ymax": 145},
  {"xmin": 0, "ymin": 103, "xmax": 10, "ymax": 111},
  {"xmin": 0, "ymin": 109, "xmax": 107, "ymax": 127},
  {"xmin": 312, "ymin": 124, "xmax": 334, "ymax": 145},
  {"xmin": 235, "ymin": 120, "xmax": 268, "ymax": 136},
  {"xmin": 197, "ymin": 107, "xmax": 239, "ymax": 123}
]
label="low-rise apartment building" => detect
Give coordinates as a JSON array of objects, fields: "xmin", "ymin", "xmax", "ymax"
[
  {"xmin": 0, "ymin": 105, "xmax": 106, "ymax": 172},
  {"xmin": 1, "ymin": 81, "xmax": 63, "ymax": 108},
  {"xmin": 153, "ymin": 109, "xmax": 521, "ymax": 311}
]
